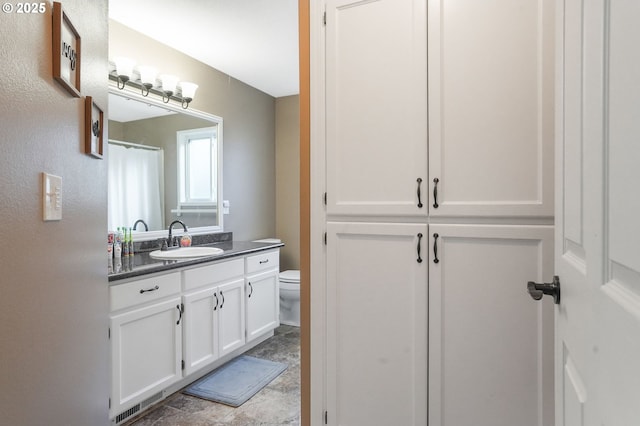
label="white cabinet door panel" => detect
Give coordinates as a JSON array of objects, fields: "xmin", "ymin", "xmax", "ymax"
[
  {"xmin": 110, "ymin": 296, "xmax": 182, "ymax": 416},
  {"xmin": 429, "ymin": 224, "xmax": 554, "ymax": 426},
  {"xmin": 326, "ymin": 0, "xmax": 428, "ymax": 217},
  {"xmin": 246, "ymin": 270, "xmax": 279, "ymax": 342},
  {"xmin": 218, "ymin": 279, "xmax": 246, "ymax": 356},
  {"xmin": 327, "ymin": 222, "xmax": 427, "ymax": 426},
  {"xmin": 428, "ymin": 0, "xmax": 554, "ymax": 217},
  {"xmin": 182, "ymin": 287, "xmax": 217, "ymax": 376}
]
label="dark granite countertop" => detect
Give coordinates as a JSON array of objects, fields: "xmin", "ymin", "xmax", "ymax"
[{"xmin": 108, "ymin": 240, "xmax": 284, "ymax": 283}]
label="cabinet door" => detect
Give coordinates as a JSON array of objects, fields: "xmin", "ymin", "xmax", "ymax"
[
  {"xmin": 428, "ymin": 224, "xmax": 554, "ymax": 426},
  {"xmin": 325, "ymin": 0, "xmax": 428, "ymax": 217},
  {"xmin": 110, "ymin": 296, "xmax": 182, "ymax": 417},
  {"xmin": 428, "ymin": 0, "xmax": 554, "ymax": 217},
  {"xmin": 326, "ymin": 222, "xmax": 428, "ymax": 425},
  {"xmin": 182, "ymin": 287, "xmax": 217, "ymax": 376},
  {"xmin": 217, "ymin": 278, "xmax": 246, "ymax": 356},
  {"xmin": 245, "ymin": 270, "xmax": 279, "ymax": 342}
]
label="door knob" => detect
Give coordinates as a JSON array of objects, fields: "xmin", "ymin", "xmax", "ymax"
[{"xmin": 527, "ymin": 276, "xmax": 560, "ymax": 304}]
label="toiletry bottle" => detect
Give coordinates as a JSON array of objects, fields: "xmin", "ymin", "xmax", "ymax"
[
  {"xmin": 114, "ymin": 227, "xmax": 122, "ymax": 259},
  {"xmin": 123, "ymin": 226, "xmax": 130, "ymax": 257},
  {"xmin": 129, "ymin": 227, "xmax": 135, "ymax": 257}
]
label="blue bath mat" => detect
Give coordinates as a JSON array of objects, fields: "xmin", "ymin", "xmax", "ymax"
[{"xmin": 183, "ymin": 355, "xmax": 288, "ymax": 407}]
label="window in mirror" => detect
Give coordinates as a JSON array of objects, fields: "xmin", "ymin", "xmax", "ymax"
[{"xmin": 177, "ymin": 127, "xmax": 218, "ymax": 209}]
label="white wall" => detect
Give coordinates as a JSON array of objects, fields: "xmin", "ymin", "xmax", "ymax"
[{"xmin": 0, "ymin": 2, "xmax": 110, "ymax": 424}]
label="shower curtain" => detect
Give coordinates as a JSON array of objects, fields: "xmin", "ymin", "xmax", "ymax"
[{"xmin": 108, "ymin": 143, "xmax": 164, "ymax": 232}]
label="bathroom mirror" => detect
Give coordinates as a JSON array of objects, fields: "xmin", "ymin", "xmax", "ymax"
[{"xmin": 107, "ymin": 86, "xmax": 223, "ymax": 240}]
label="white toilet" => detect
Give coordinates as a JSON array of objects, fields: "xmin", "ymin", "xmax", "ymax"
[{"xmin": 278, "ymin": 270, "xmax": 300, "ymax": 326}]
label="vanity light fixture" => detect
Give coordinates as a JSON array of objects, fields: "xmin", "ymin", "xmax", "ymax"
[
  {"xmin": 160, "ymin": 74, "xmax": 179, "ymax": 103},
  {"xmin": 138, "ymin": 66, "xmax": 158, "ymax": 97},
  {"xmin": 178, "ymin": 82, "xmax": 198, "ymax": 109},
  {"xmin": 109, "ymin": 58, "xmax": 199, "ymax": 109},
  {"xmin": 113, "ymin": 56, "xmax": 135, "ymax": 89}
]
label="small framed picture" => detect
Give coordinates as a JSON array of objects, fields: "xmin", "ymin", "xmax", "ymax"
[
  {"xmin": 85, "ymin": 96, "xmax": 104, "ymax": 159},
  {"xmin": 52, "ymin": 1, "xmax": 81, "ymax": 97}
]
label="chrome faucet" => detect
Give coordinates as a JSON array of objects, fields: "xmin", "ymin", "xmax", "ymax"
[
  {"xmin": 132, "ymin": 219, "xmax": 149, "ymax": 232},
  {"xmin": 167, "ymin": 220, "xmax": 188, "ymax": 248}
]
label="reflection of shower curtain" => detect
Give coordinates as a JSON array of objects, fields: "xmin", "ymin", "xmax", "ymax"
[{"xmin": 108, "ymin": 143, "xmax": 164, "ymax": 232}]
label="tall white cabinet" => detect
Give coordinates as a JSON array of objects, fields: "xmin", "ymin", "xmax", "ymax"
[{"xmin": 319, "ymin": 0, "xmax": 555, "ymax": 425}]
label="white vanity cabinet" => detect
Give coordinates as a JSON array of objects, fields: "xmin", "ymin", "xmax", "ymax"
[
  {"xmin": 245, "ymin": 250, "xmax": 280, "ymax": 342},
  {"xmin": 109, "ymin": 247, "xmax": 281, "ymax": 423},
  {"xmin": 182, "ymin": 258, "xmax": 245, "ymax": 376},
  {"xmin": 109, "ymin": 272, "xmax": 183, "ymax": 419}
]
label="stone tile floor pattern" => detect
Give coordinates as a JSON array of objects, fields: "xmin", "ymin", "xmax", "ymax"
[{"xmin": 124, "ymin": 325, "xmax": 300, "ymax": 426}]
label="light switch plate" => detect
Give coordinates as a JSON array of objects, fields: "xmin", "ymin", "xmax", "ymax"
[
  {"xmin": 42, "ymin": 172, "xmax": 62, "ymax": 221},
  {"xmin": 223, "ymin": 200, "xmax": 230, "ymax": 215}
]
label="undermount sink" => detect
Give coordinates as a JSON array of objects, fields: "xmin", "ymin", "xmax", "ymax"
[{"xmin": 149, "ymin": 246, "xmax": 224, "ymax": 260}]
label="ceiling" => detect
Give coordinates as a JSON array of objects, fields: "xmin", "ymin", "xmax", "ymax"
[{"xmin": 108, "ymin": 0, "xmax": 300, "ymax": 98}]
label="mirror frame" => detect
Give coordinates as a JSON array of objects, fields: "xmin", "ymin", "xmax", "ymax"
[{"xmin": 108, "ymin": 84, "xmax": 224, "ymax": 241}]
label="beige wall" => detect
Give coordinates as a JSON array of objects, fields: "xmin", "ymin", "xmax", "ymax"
[
  {"xmin": 276, "ymin": 95, "xmax": 301, "ymax": 270},
  {"xmin": 110, "ymin": 20, "xmax": 276, "ymax": 241},
  {"xmin": 0, "ymin": 2, "xmax": 110, "ymax": 424}
]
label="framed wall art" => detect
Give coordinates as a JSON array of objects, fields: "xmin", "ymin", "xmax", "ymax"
[
  {"xmin": 85, "ymin": 96, "xmax": 104, "ymax": 159},
  {"xmin": 52, "ymin": 1, "xmax": 81, "ymax": 97}
]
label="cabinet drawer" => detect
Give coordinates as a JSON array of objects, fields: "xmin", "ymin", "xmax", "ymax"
[
  {"xmin": 183, "ymin": 258, "xmax": 244, "ymax": 291},
  {"xmin": 110, "ymin": 272, "xmax": 181, "ymax": 312},
  {"xmin": 246, "ymin": 250, "xmax": 279, "ymax": 274}
]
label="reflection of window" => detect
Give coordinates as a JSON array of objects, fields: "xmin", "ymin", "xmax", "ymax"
[{"xmin": 177, "ymin": 127, "xmax": 217, "ymax": 206}]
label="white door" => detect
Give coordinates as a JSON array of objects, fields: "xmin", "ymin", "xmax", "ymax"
[
  {"xmin": 427, "ymin": 0, "xmax": 554, "ymax": 218},
  {"xmin": 429, "ymin": 224, "xmax": 554, "ymax": 426},
  {"xmin": 246, "ymin": 270, "xmax": 279, "ymax": 342},
  {"xmin": 218, "ymin": 279, "xmax": 246, "ymax": 356},
  {"xmin": 325, "ymin": 0, "xmax": 428, "ymax": 217},
  {"xmin": 183, "ymin": 287, "xmax": 217, "ymax": 375},
  {"xmin": 110, "ymin": 297, "xmax": 183, "ymax": 416},
  {"xmin": 554, "ymin": 1, "xmax": 640, "ymax": 424},
  {"xmin": 326, "ymin": 222, "xmax": 428, "ymax": 425}
]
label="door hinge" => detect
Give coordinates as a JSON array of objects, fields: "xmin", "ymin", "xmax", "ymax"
[
  {"xmin": 181, "ymin": 360, "xmax": 185, "ymax": 370},
  {"xmin": 108, "ymin": 397, "xmax": 111, "ymax": 409},
  {"xmin": 323, "ymin": 11, "xmax": 326, "ymax": 26},
  {"xmin": 108, "ymin": 327, "xmax": 110, "ymax": 339},
  {"xmin": 323, "ymin": 192, "xmax": 327, "ymax": 205},
  {"xmin": 324, "ymin": 232, "xmax": 327, "ymax": 245},
  {"xmin": 324, "ymin": 410, "xmax": 328, "ymax": 424}
]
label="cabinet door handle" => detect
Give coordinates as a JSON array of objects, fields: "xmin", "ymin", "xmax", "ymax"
[
  {"xmin": 259, "ymin": 259, "xmax": 269, "ymax": 264},
  {"xmin": 139, "ymin": 285, "xmax": 159, "ymax": 294},
  {"xmin": 213, "ymin": 292, "xmax": 219, "ymax": 310},
  {"xmin": 248, "ymin": 282, "xmax": 253, "ymax": 298},
  {"xmin": 176, "ymin": 304, "xmax": 183, "ymax": 325},
  {"xmin": 220, "ymin": 291, "xmax": 225, "ymax": 309},
  {"xmin": 433, "ymin": 233, "xmax": 440, "ymax": 264},
  {"xmin": 433, "ymin": 178, "xmax": 440, "ymax": 208},
  {"xmin": 417, "ymin": 178, "xmax": 424, "ymax": 208},
  {"xmin": 416, "ymin": 233, "xmax": 423, "ymax": 263}
]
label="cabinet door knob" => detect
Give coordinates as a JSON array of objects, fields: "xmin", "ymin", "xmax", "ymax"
[
  {"xmin": 527, "ymin": 276, "xmax": 560, "ymax": 304},
  {"xmin": 433, "ymin": 178, "xmax": 440, "ymax": 209},
  {"xmin": 176, "ymin": 304, "xmax": 184, "ymax": 325}
]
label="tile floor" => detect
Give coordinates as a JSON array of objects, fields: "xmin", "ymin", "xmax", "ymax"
[{"xmin": 124, "ymin": 325, "xmax": 300, "ymax": 426}]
